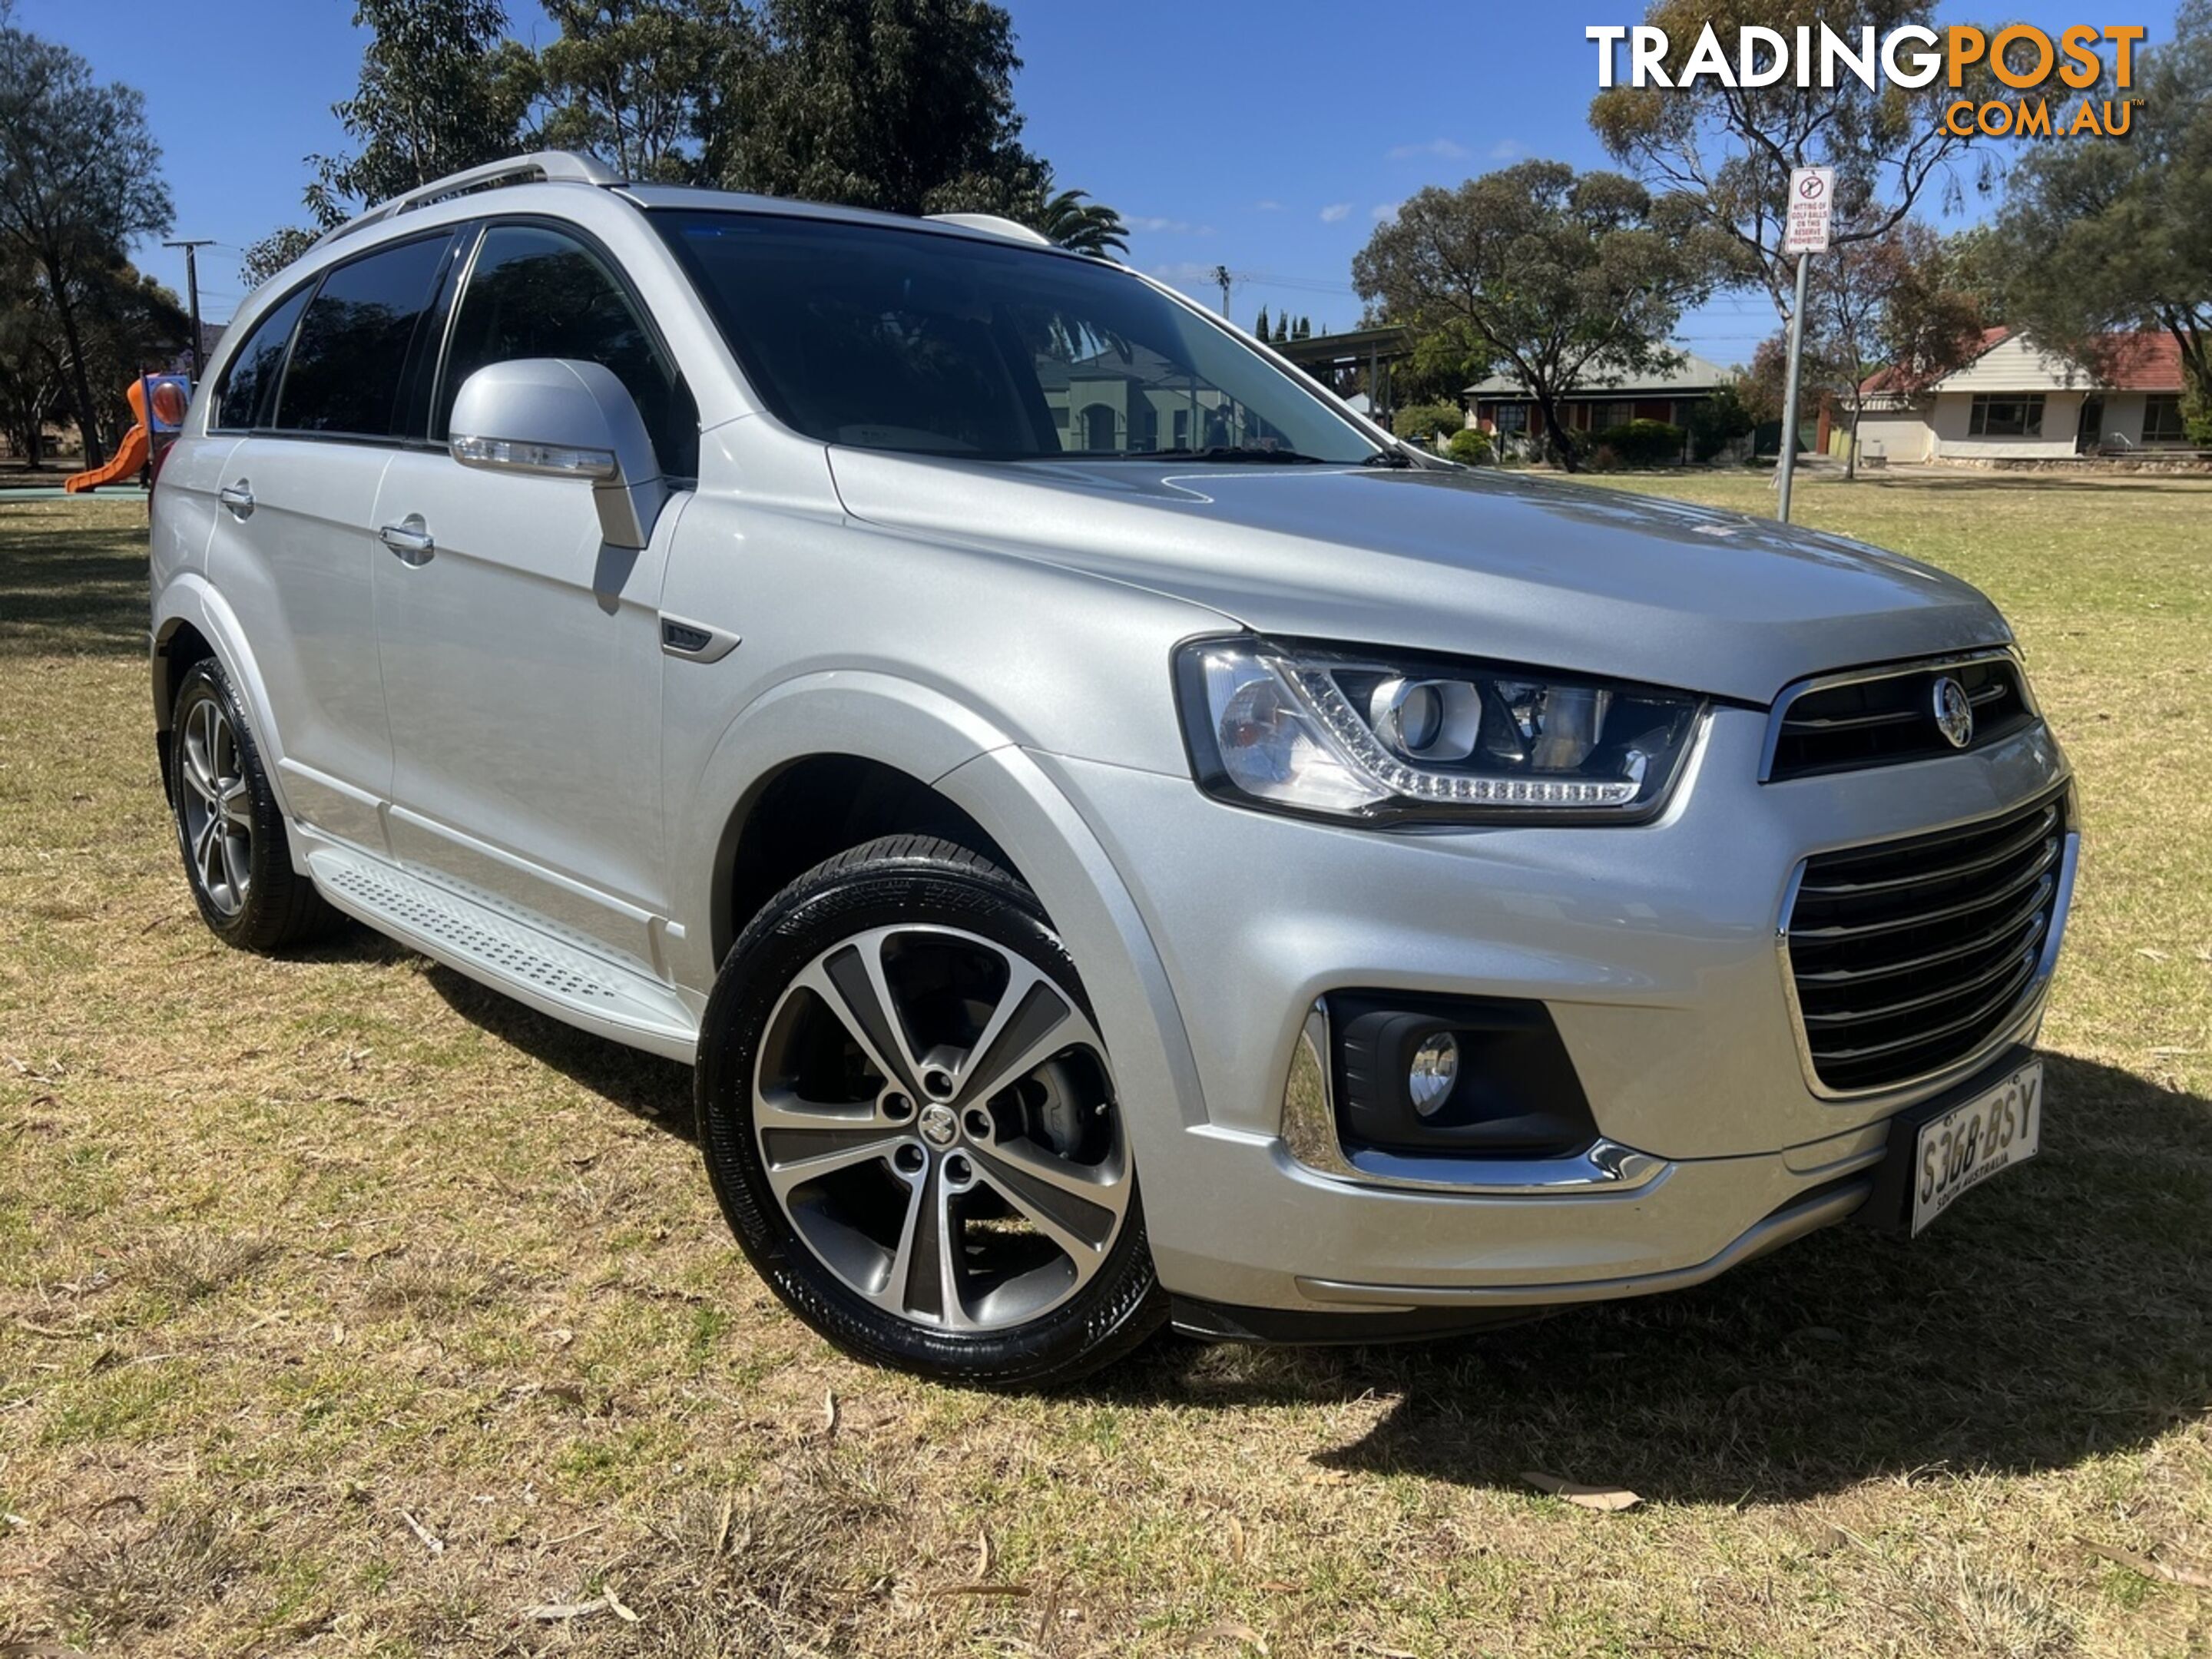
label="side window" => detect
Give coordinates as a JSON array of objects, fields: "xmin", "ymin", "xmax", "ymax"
[
  {"xmin": 438, "ymin": 224, "xmax": 699, "ymax": 478},
  {"xmin": 213, "ymin": 285, "xmax": 311, "ymax": 432},
  {"xmin": 276, "ymin": 233, "xmax": 452, "ymax": 438}
]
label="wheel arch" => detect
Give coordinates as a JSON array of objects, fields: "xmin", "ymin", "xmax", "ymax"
[
  {"xmin": 710, "ymin": 752, "xmax": 1016, "ymax": 965},
  {"xmin": 151, "ymin": 576, "xmax": 296, "ymax": 817},
  {"xmin": 670, "ymin": 672, "xmax": 1208, "ymax": 1150}
]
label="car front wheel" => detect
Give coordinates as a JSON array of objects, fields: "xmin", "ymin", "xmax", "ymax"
[{"xmin": 696, "ymin": 836, "xmax": 1166, "ymax": 1387}]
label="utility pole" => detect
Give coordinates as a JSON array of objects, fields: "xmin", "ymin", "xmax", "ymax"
[
  {"xmin": 164, "ymin": 240, "xmax": 215, "ymax": 379},
  {"xmin": 1208, "ymin": 264, "xmax": 1233, "ymax": 318}
]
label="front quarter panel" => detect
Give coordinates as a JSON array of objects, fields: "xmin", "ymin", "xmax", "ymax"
[{"xmin": 658, "ymin": 429, "xmax": 1236, "ymax": 997}]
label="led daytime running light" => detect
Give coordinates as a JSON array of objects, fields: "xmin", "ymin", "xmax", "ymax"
[{"xmin": 1283, "ymin": 664, "xmax": 1641, "ymax": 807}]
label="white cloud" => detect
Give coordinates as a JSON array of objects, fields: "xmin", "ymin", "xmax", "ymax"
[
  {"xmin": 1319, "ymin": 202, "xmax": 1352, "ymax": 223},
  {"xmin": 1151, "ymin": 261, "xmax": 1221, "ymax": 285},
  {"xmin": 1253, "ymin": 199, "xmax": 1284, "ymax": 212},
  {"xmin": 1127, "ymin": 215, "xmax": 1213, "ymax": 236},
  {"xmin": 1488, "ymin": 139, "xmax": 1526, "ymax": 161},
  {"xmin": 1371, "ymin": 201, "xmax": 1402, "ymax": 221},
  {"xmin": 1386, "ymin": 137, "xmax": 1472, "ymax": 161}
]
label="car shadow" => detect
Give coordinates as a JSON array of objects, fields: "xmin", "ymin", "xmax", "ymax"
[
  {"xmin": 412, "ymin": 961, "xmax": 700, "ymax": 1141},
  {"xmin": 293, "ymin": 926, "xmax": 2210, "ymax": 1504},
  {"xmin": 1090, "ymin": 1052, "xmax": 2212, "ymax": 1505}
]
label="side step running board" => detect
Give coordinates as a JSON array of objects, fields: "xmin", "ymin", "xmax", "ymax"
[{"xmin": 306, "ymin": 846, "xmax": 699, "ymax": 1062}]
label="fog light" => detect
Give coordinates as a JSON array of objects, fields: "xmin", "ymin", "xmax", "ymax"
[{"xmin": 1408, "ymin": 1031, "xmax": 1459, "ymax": 1116}]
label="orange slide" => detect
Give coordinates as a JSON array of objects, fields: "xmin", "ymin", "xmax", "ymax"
[{"xmin": 65, "ymin": 379, "xmax": 154, "ymax": 494}]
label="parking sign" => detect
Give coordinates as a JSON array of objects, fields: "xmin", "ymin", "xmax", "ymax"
[{"xmin": 1784, "ymin": 167, "xmax": 1834, "ymax": 254}]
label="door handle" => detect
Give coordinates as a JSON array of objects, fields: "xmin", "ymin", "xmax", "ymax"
[
  {"xmin": 378, "ymin": 518, "xmax": 435, "ymax": 565},
  {"xmin": 218, "ymin": 482, "xmax": 254, "ymax": 518}
]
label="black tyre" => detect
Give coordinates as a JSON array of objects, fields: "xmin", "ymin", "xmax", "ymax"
[
  {"xmin": 168, "ymin": 658, "xmax": 337, "ymax": 952},
  {"xmin": 697, "ymin": 835, "xmax": 1167, "ymax": 1387}
]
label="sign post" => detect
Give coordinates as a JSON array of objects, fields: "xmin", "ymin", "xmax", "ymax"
[{"xmin": 1775, "ymin": 165, "xmax": 1833, "ymax": 524}]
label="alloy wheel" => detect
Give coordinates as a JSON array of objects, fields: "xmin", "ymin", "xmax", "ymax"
[
  {"xmin": 752, "ymin": 924, "xmax": 1130, "ymax": 1332},
  {"xmin": 177, "ymin": 695, "xmax": 253, "ymax": 917}
]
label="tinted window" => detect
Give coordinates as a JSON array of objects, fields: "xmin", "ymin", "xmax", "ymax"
[
  {"xmin": 213, "ymin": 286, "xmax": 310, "ymax": 432},
  {"xmin": 276, "ymin": 234, "xmax": 452, "ymax": 438},
  {"xmin": 653, "ymin": 210, "xmax": 1375, "ymax": 463},
  {"xmin": 438, "ymin": 224, "xmax": 697, "ymax": 478}
]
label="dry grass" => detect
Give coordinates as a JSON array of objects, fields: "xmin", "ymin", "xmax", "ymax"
[{"xmin": 1, "ymin": 477, "xmax": 2209, "ymax": 1657}]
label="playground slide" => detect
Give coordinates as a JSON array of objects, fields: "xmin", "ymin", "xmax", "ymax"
[{"xmin": 64, "ymin": 423, "xmax": 150, "ymax": 493}]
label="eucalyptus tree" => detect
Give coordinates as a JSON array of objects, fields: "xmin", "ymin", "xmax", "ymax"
[
  {"xmin": 0, "ymin": 17, "xmax": 171, "ymax": 465},
  {"xmin": 1589, "ymin": 0, "xmax": 1990, "ymax": 323},
  {"xmin": 306, "ymin": 0, "xmax": 540, "ymax": 226},
  {"xmin": 1353, "ymin": 160, "xmax": 1733, "ymax": 469},
  {"xmin": 1984, "ymin": 0, "xmax": 2212, "ymax": 427}
]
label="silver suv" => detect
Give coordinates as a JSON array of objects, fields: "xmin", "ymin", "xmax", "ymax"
[{"xmin": 150, "ymin": 153, "xmax": 2075, "ymax": 1385}]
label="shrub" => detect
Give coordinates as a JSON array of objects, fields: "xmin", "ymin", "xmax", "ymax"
[
  {"xmin": 2184, "ymin": 390, "xmax": 2212, "ymax": 447},
  {"xmin": 1686, "ymin": 386, "xmax": 1754, "ymax": 462},
  {"xmin": 1392, "ymin": 400, "xmax": 1464, "ymax": 443},
  {"xmin": 1446, "ymin": 428, "xmax": 1494, "ymax": 465},
  {"xmin": 1591, "ymin": 419, "xmax": 1685, "ymax": 468}
]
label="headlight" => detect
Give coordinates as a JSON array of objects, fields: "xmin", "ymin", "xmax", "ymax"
[{"xmin": 1175, "ymin": 637, "xmax": 1703, "ymax": 824}]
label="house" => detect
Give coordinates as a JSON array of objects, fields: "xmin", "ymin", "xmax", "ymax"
[
  {"xmin": 1462, "ymin": 350, "xmax": 1732, "ymax": 452},
  {"xmin": 1855, "ymin": 328, "xmax": 2193, "ymax": 464}
]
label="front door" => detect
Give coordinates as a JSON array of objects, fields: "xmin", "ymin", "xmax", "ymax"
[
  {"xmin": 371, "ymin": 220, "xmax": 700, "ymax": 973},
  {"xmin": 2078, "ymin": 395, "xmax": 2105, "ymax": 452}
]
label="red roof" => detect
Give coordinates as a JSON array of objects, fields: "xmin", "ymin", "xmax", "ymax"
[
  {"xmin": 2097, "ymin": 331, "xmax": 2185, "ymax": 390},
  {"xmin": 1861, "ymin": 328, "xmax": 2184, "ymax": 396}
]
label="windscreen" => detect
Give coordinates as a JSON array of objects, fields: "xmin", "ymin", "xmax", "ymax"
[{"xmin": 653, "ymin": 210, "xmax": 1378, "ymax": 463}]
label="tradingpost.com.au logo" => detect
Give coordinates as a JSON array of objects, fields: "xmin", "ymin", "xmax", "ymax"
[{"xmin": 1588, "ymin": 22, "xmax": 2145, "ymax": 137}]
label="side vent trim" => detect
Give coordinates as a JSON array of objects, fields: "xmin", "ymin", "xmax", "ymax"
[{"xmin": 660, "ymin": 615, "xmax": 740, "ymax": 663}]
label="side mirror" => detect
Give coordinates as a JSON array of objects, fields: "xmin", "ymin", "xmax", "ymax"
[{"xmin": 448, "ymin": 359, "xmax": 668, "ymax": 550}]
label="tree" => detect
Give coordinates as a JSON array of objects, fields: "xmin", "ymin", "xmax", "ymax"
[
  {"xmin": 1684, "ymin": 380, "xmax": 1754, "ymax": 460},
  {"xmin": 71, "ymin": 257, "xmax": 191, "ymax": 451},
  {"xmin": 240, "ymin": 227, "xmax": 320, "ymax": 292},
  {"xmin": 1273, "ymin": 315, "xmax": 1290, "ymax": 343},
  {"xmin": 1392, "ymin": 399, "xmax": 1463, "ymax": 442},
  {"xmin": 1983, "ymin": 0, "xmax": 2212, "ymax": 425},
  {"xmin": 1253, "ymin": 305, "xmax": 1270, "ymax": 342},
  {"xmin": 1025, "ymin": 180, "xmax": 1125, "ymax": 257},
  {"xmin": 306, "ymin": 0, "xmax": 539, "ymax": 227},
  {"xmin": 1294, "ymin": 316, "xmax": 1311, "ymax": 339},
  {"xmin": 704, "ymin": 0, "xmax": 1043, "ymax": 216},
  {"xmin": 0, "ymin": 18, "xmax": 171, "ymax": 465},
  {"xmin": 0, "ymin": 250, "xmax": 67, "ymax": 468},
  {"xmin": 1810, "ymin": 221, "xmax": 1985, "ymax": 476},
  {"xmin": 1352, "ymin": 160, "xmax": 1731, "ymax": 469},
  {"xmin": 1590, "ymin": 0, "xmax": 1991, "ymax": 323},
  {"xmin": 537, "ymin": 0, "xmax": 717, "ymax": 182}
]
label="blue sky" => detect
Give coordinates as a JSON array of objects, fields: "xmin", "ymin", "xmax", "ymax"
[{"xmin": 15, "ymin": 0, "xmax": 2183, "ymax": 368}]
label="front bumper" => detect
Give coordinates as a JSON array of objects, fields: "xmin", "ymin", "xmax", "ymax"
[{"xmin": 1035, "ymin": 703, "xmax": 2071, "ymax": 1317}]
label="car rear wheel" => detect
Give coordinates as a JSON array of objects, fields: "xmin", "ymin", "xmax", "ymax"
[
  {"xmin": 168, "ymin": 658, "xmax": 336, "ymax": 951},
  {"xmin": 696, "ymin": 835, "xmax": 1166, "ymax": 1387}
]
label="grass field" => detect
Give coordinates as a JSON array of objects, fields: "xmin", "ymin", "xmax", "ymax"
[{"xmin": 2, "ymin": 471, "xmax": 2209, "ymax": 1657}]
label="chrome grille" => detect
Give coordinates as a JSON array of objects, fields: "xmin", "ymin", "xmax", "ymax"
[
  {"xmin": 1783, "ymin": 792, "xmax": 2068, "ymax": 1093},
  {"xmin": 1767, "ymin": 655, "xmax": 2037, "ymax": 781}
]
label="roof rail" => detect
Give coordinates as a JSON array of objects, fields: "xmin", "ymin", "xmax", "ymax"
[
  {"xmin": 313, "ymin": 151, "xmax": 624, "ymax": 251},
  {"xmin": 926, "ymin": 212, "xmax": 1053, "ymax": 247}
]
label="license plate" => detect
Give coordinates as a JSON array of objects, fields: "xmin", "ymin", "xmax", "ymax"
[{"xmin": 1911, "ymin": 1061, "xmax": 2042, "ymax": 1235}]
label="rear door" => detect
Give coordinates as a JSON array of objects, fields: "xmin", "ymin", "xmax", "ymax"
[
  {"xmin": 369, "ymin": 220, "xmax": 700, "ymax": 971},
  {"xmin": 203, "ymin": 232, "xmax": 459, "ymax": 849}
]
